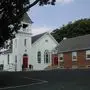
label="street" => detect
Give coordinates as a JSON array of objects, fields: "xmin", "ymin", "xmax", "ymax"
[{"xmin": 0, "ymin": 69, "xmax": 90, "ymax": 90}]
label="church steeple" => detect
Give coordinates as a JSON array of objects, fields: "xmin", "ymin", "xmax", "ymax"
[
  {"xmin": 21, "ymin": 13, "xmax": 33, "ymax": 24},
  {"xmin": 20, "ymin": 13, "xmax": 33, "ymax": 33}
]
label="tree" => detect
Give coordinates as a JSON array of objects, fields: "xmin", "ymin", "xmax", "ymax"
[
  {"xmin": 0, "ymin": 0, "xmax": 56, "ymax": 48},
  {"xmin": 51, "ymin": 18, "xmax": 90, "ymax": 42}
]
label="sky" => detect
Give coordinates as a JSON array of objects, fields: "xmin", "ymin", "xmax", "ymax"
[{"xmin": 28, "ymin": 0, "xmax": 90, "ymax": 35}]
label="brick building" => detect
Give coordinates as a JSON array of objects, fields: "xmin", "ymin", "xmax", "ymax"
[{"xmin": 56, "ymin": 34, "xmax": 90, "ymax": 69}]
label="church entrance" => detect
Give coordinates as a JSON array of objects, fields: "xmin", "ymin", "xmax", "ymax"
[
  {"xmin": 22, "ymin": 54, "xmax": 28, "ymax": 70},
  {"xmin": 52, "ymin": 54, "xmax": 58, "ymax": 66},
  {"xmin": 53, "ymin": 56, "xmax": 58, "ymax": 65}
]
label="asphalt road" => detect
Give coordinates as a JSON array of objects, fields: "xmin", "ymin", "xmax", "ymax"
[{"xmin": 1, "ymin": 69, "xmax": 90, "ymax": 90}]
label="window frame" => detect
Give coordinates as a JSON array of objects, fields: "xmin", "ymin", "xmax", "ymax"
[
  {"xmin": 72, "ymin": 52, "xmax": 77, "ymax": 61},
  {"xmin": 86, "ymin": 50, "xmax": 90, "ymax": 60},
  {"xmin": 59, "ymin": 53, "xmax": 64, "ymax": 62},
  {"xmin": 7, "ymin": 54, "xmax": 10, "ymax": 64},
  {"xmin": 44, "ymin": 50, "xmax": 50, "ymax": 64},
  {"xmin": 37, "ymin": 51, "xmax": 41, "ymax": 63}
]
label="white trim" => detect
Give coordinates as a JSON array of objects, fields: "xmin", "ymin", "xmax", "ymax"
[
  {"xmin": 86, "ymin": 50, "xmax": 90, "ymax": 60},
  {"xmin": 72, "ymin": 52, "xmax": 77, "ymax": 61},
  {"xmin": 21, "ymin": 21, "xmax": 30, "ymax": 25},
  {"xmin": 86, "ymin": 58, "xmax": 90, "ymax": 60},
  {"xmin": 58, "ymin": 53, "xmax": 64, "ymax": 62},
  {"xmin": 17, "ymin": 31, "xmax": 32, "ymax": 35},
  {"xmin": 44, "ymin": 50, "xmax": 50, "ymax": 64}
]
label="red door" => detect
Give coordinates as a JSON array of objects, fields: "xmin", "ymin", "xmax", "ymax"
[
  {"xmin": 52, "ymin": 54, "xmax": 58, "ymax": 66},
  {"xmin": 23, "ymin": 56, "xmax": 28, "ymax": 68},
  {"xmin": 54, "ymin": 56, "xmax": 58, "ymax": 65}
]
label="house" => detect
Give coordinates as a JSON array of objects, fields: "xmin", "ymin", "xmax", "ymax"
[
  {"xmin": 56, "ymin": 34, "xmax": 90, "ymax": 69},
  {"xmin": 0, "ymin": 13, "xmax": 58, "ymax": 71}
]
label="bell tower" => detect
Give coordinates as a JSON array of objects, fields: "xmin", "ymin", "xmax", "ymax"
[
  {"xmin": 13, "ymin": 13, "xmax": 33, "ymax": 71},
  {"xmin": 20, "ymin": 13, "xmax": 33, "ymax": 33}
]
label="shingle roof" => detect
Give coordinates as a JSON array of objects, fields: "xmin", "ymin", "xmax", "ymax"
[
  {"xmin": 32, "ymin": 33, "xmax": 46, "ymax": 43},
  {"xmin": 56, "ymin": 34, "xmax": 90, "ymax": 53},
  {"xmin": 21, "ymin": 13, "xmax": 33, "ymax": 24}
]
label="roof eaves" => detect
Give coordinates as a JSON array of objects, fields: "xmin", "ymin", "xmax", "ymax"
[
  {"xmin": 32, "ymin": 32, "xmax": 46, "ymax": 45},
  {"xmin": 57, "ymin": 47, "xmax": 90, "ymax": 53}
]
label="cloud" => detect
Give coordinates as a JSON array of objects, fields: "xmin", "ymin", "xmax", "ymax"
[
  {"xmin": 56, "ymin": 0, "xmax": 74, "ymax": 4},
  {"xmin": 32, "ymin": 26, "xmax": 53, "ymax": 36}
]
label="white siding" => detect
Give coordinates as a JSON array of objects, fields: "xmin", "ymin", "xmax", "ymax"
[
  {"xmin": 12, "ymin": 32, "xmax": 31, "ymax": 71},
  {"xmin": 0, "ymin": 23, "xmax": 32, "ymax": 71},
  {"xmin": 0, "ymin": 54, "xmax": 15, "ymax": 71},
  {"xmin": 0, "ymin": 25, "xmax": 57, "ymax": 71},
  {"xmin": 31, "ymin": 34, "xmax": 58, "ymax": 70}
]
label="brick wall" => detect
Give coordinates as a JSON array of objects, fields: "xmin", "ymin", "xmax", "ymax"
[
  {"xmin": 77, "ymin": 50, "xmax": 86, "ymax": 68},
  {"xmin": 64, "ymin": 52, "xmax": 72, "ymax": 69},
  {"xmin": 58, "ymin": 50, "xmax": 90, "ymax": 69},
  {"xmin": 77, "ymin": 50, "xmax": 90, "ymax": 68}
]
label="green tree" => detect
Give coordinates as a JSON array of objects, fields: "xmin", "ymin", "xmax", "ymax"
[
  {"xmin": 51, "ymin": 18, "xmax": 90, "ymax": 42},
  {"xmin": 0, "ymin": 0, "xmax": 56, "ymax": 48}
]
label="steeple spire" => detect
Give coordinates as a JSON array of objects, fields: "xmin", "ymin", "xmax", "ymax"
[{"xmin": 21, "ymin": 13, "xmax": 33, "ymax": 24}]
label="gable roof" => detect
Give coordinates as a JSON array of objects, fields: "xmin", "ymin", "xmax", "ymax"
[
  {"xmin": 32, "ymin": 32, "xmax": 46, "ymax": 43},
  {"xmin": 21, "ymin": 13, "xmax": 33, "ymax": 24},
  {"xmin": 32, "ymin": 32, "xmax": 58, "ymax": 45},
  {"xmin": 56, "ymin": 34, "xmax": 90, "ymax": 53}
]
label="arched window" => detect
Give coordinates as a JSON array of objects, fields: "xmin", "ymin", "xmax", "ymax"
[
  {"xmin": 37, "ymin": 51, "xmax": 41, "ymax": 63},
  {"xmin": 7, "ymin": 54, "xmax": 10, "ymax": 64},
  {"xmin": 44, "ymin": 50, "xmax": 50, "ymax": 63}
]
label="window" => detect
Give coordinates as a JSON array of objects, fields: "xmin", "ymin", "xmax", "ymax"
[
  {"xmin": 24, "ymin": 39, "xmax": 27, "ymax": 46},
  {"xmin": 72, "ymin": 52, "xmax": 77, "ymax": 61},
  {"xmin": 15, "ymin": 55, "xmax": 17, "ymax": 63},
  {"xmin": 45, "ymin": 40, "xmax": 48, "ymax": 42},
  {"xmin": 37, "ymin": 51, "xmax": 41, "ymax": 63},
  {"xmin": 86, "ymin": 65, "xmax": 90, "ymax": 68},
  {"xmin": 15, "ymin": 55, "xmax": 17, "ymax": 71},
  {"xmin": 86, "ymin": 50, "xmax": 90, "ymax": 60},
  {"xmin": 59, "ymin": 54, "xmax": 64, "ymax": 62},
  {"xmin": 87, "ymin": 55, "xmax": 90, "ymax": 58},
  {"xmin": 46, "ymin": 52, "xmax": 49, "ymax": 63},
  {"xmin": 44, "ymin": 50, "xmax": 50, "ymax": 63},
  {"xmin": 7, "ymin": 54, "xmax": 9, "ymax": 64},
  {"xmin": 0, "ymin": 64, "xmax": 3, "ymax": 71},
  {"xmin": 23, "ymin": 24, "xmax": 28, "ymax": 28}
]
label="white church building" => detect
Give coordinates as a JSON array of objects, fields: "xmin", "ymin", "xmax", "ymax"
[{"xmin": 0, "ymin": 13, "xmax": 58, "ymax": 71}]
